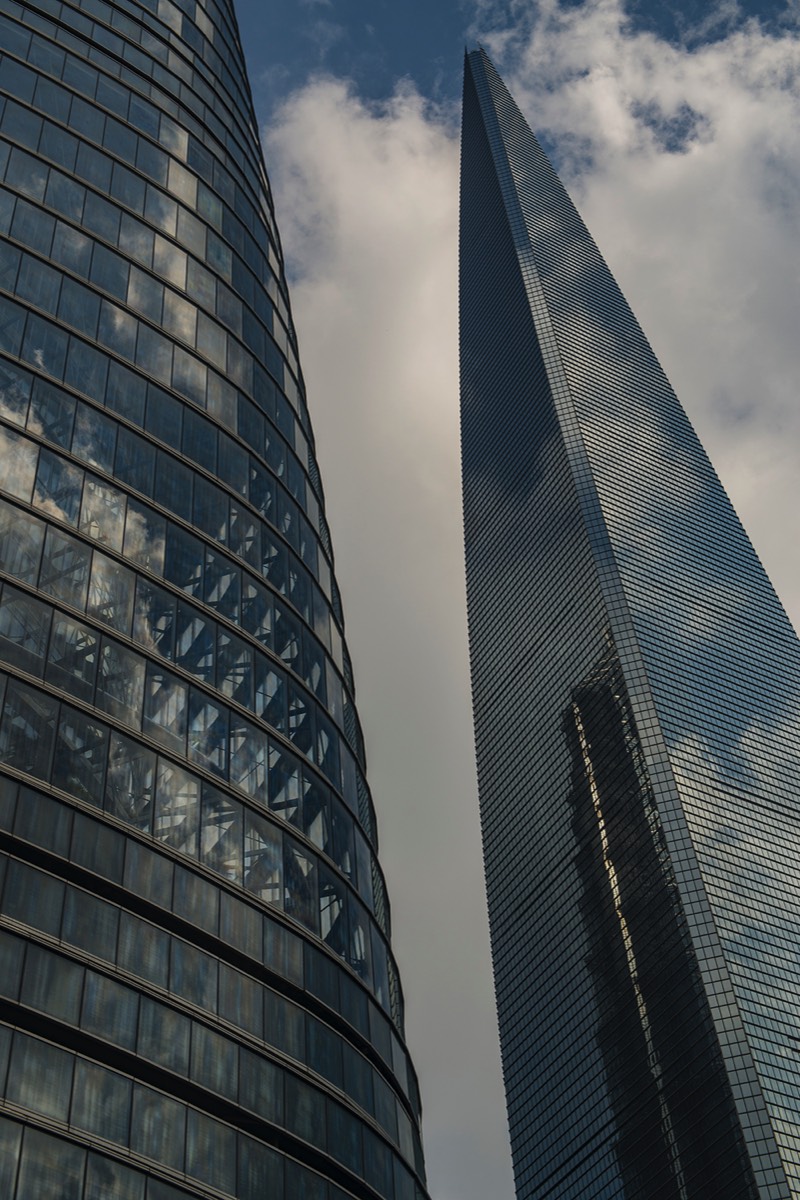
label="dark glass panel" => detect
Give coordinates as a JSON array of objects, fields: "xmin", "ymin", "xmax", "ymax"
[
  {"xmin": 15, "ymin": 1126, "xmax": 84, "ymax": 1200},
  {"xmin": 118, "ymin": 912, "xmax": 169, "ymax": 989},
  {"xmin": 81, "ymin": 971, "xmax": 137, "ymax": 1049},
  {"xmin": 7, "ymin": 1032, "xmax": 73, "ymax": 1120},
  {"xmin": 72, "ymin": 1059, "xmax": 132, "ymax": 1144},
  {"xmin": 63, "ymin": 886, "xmax": 119, "ymax": 961},
  {"xmin": 137, "ymin": 994, "xmax": 190, "ymax": 1074},
  {"xmin": 46, "ymin": 613, "xmax": 98, "ymax": 700},
  {"xmin": 105, "ymin": 730, "xmax": 155, "ymax": 832},
  {"xmin": 2, "ymin": 859, "xmax": 63, "ymax": 935},
  {"xmin": 0, "ymin": 679, "xmax": 58, "ymax": 780},
  {"xmin": 0, "ymin": 584, "xmax": 50, "ymax": 675},
  {"xmin": 190, "ymin": 1023, "xmax": 237, "ymax": 1100},
  {"xmin": 96, "ymin": 639, "xmax": 145, "ymax": 727},
  {"xmin": 0, "ymin": 499, "xmax": 44, "ymax": 584},
  {"xmin": 186, "ymin": 1109, "xmax": 236, "ymax": 1194},
  {"xmin": 130, "ymin": 1085, "xmax": 185, "ymax": 1172},
  {"xmin": 243, "ymin": 809, "xmax": 282, "ymax": 905},
  {"xmin": 154, "ymin": 758, "xmax": 198, "ymax": 857},
  {"xmin": 52, "ymin": 706, "xmax": 108, "ymax": 805},
  {"xmin": 39, "ymin": 526, "xmax": 92, "ymax": 609},
  {"xmin": 238, "ymin": 1135, "xmax": 284, "ymax": 1200},
  {"xmin": 85, "ymin": 1153, "xmax": 145, "ymax": 1200}
]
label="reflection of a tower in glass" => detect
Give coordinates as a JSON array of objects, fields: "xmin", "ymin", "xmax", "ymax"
[
  {"xmin": 0, "ymin": 2, "xmax": 429, "ymax": 1197},
  {"xmin": 461, "ymin": 48, "xmax": 800, "ymax": 1200}
]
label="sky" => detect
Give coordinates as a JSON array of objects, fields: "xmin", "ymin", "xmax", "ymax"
[{"xmin": 231, "ymin": 3, "xmax": 800, "ymax": 1198}]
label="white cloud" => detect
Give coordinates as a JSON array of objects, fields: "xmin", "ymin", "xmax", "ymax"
[{"xmin": 264, "ymin": 7, "xmax": 800, "ymax": 1198}]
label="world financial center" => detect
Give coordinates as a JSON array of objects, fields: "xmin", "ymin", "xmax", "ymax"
[
  {"xmin": 0, "ymin": 1, "xmax": 430, "ymax": 1198},
  {"xmin": 461, "ymin": 50, "xmax": 800, "ymax": 1200}
]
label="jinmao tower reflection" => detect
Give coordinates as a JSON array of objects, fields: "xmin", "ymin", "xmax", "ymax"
[
  {"xmin": 461, "ymin": 49, "xmax": 800, "ymax": 1200},
  {"xmin": 0, "ymin": 1, "xmax": 429, "ymax": 1197}
]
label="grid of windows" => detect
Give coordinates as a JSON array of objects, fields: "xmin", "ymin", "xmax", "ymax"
[
  {"xmin": 461, "ymin": 49, "xmax": 800, "ymax": 1200},
  {"xmin": 0, "ymin": 1, "xmax": 427, "ymax": 1196}
]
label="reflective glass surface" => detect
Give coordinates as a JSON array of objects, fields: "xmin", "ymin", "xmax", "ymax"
[
  {"xmin": 0, "ymin": 2, "xmax": 426, "ymax": 1196},
  {"xmin": 461, "ymin": 48, "xmax": 800, "ymax": 1200}
]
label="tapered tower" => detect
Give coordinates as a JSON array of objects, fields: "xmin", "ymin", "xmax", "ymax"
[
  {"xmin": 461, "ymin": 48, "xmax": 800, "ymax": 1199},
  {"xmin": 0, "ymin": 3, "xmax": 428, "ymax": 1197}
]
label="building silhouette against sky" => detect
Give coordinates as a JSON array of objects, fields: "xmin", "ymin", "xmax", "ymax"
[
  {"xmin": 0, "ymin": 1, "xmax": 429, "ymax": 1197},
  {"xmin": 461, "ymin": 49, "xmax": 800, "ymax": 1200}
]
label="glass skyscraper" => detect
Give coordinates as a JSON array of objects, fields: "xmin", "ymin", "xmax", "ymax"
[
  {"xmin": 0, "ymin": 1, "xmax": 428, "ymax": 1197},
  {"xmin": 461, "ymin": 49, "xmax": 800, "ymax": 1200}
]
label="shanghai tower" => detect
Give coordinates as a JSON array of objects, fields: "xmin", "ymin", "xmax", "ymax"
[
  {"xmin": 461, "ymin": 48, "xmax": 800, "ymax": 1200},
  {"xmin": 0, "ymin": 1, "xmax": 429, "ymax": 1198}
]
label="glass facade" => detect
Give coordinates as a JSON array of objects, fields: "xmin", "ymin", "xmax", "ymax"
[
  {"xmin": 0, "ymin": 1, "xmax": 428, "ymax": 1197},
  {"xmin": 460, "ymin": 49, "xmax": 800, "ymax": 1200}
]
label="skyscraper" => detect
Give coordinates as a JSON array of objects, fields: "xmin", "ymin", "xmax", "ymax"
[
  {"xmin": 461, "ymin": 48, "xmax": 800, "ymax": 1200},
  {"xmin": 0, "ymin": 2, "xmax": 428, "ymax": 1197}
]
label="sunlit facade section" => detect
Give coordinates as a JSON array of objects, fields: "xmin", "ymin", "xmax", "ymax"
[
  {"xmin": 460, "ymin": 48, "xmax": 800, "ymax": 1200},
  {"xmin": 0, "ymin": 2, "xmax": 429, "ymax": 1197}
]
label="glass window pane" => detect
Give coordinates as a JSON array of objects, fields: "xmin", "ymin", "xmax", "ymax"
[
  {"xmin": 154, "ymin": 758, "xmax": 198, "ymax": 856},
  {"xmin": 0, "ymin": 1116, "xmax": 22, "ymax": 1198},
  {"xmin": 2, "ymin": 859, "xmax": 63, "ymax": 936},
  {"xmin": 186, "ymin": 1109, "xmax": 235, "ymax": 1194},
  {"xmin": 0, "ymin": 584, "xmax": 51, "ymax": 676},
  {"xmin": 188, "ymin": 692, "xmax": 228, "ymax": 778},
  {"xmin": 85, "ymin": 1153, "xmax": 145, "ymax": 1200},
  {"xmin": 219, "ymin": 965, "xmax": 263, "ymax": 1040},
  {"xmin": 216, "ymin": 629, "xmax": 252, "ymax": 708},
  {"xmin": 123, "ymin": 838, "xmax": 172, "ymax": 909},
  {"xmin": 27, "ymin": 379, "xmax": 75, "ymax": 448},
  {"xmin": 123, "ymin": 500, "xmax": 165, "ymax": 574},
  {"xmin": 46, "ymin": 613, "xmax": 98, "ymax": 700},
  {"xmin": 285, "ymin": 1074, "xmax": 323, "ymax": 1144},
  {"xmin": 81, "ymin": 479, "xmax": 126, "ymax": 552},
  {"xmin": 71, "ymin": 810, "xmax": 124, "ymax": 881},
  {"xmin": 63, "ymin": 885, "xmax": 118, "ymax": 962},
  {"xmin": 72, "ymin": 403, "xmax": 117, "ymax": 474},
  {"xmin": 39, "ymin": 526, "xmax": 92, "ymax": 609},
  {"xmin": 81, "ymin": 971, "xmax": 137, "ymax": 1049},
  {"xmin": 230, "ymin": 717, "xmax": 267, "ymax": 804},
  {"xmin": 130, "ymin": 1084, "xmax": 185, "ymax": 1172},
  {"xmin": 238, "ymin": 1135, "xmax": 284, "ymax": 1200},
  {"xmin": 15, "ymin": 1126, "xmax": 84, "ymax": 1200},
  {"xmin": 0, "ymin": 498, "xmax": 44, "ymax": 584},
  {"xmin": 174, "ymin": 602, "xmax": 214, "ymax": 679},
  {"xmin": 200, "ymin": 786, "xmax": 242, "ymax": 880},
  {"xmin": 118, "ymin": 912, "xmax": 168, "ymax": 989},
  {"xmin": 190, "ymin": 1024, "xmax": 237, "ymax": 1100},
  {"xmin": 7, "ymin": 1032, "xmax": 73, "ymax": 1120},
  {"xmin": 173, "ymin": 863, "xmax": 218, "ymax": 934},
  {"xmin": 137, "ymin": 995, "xmax": 189, "ymax": 1074},
  {"xmin": 87, "ymin": 550, "xmax": 134, "ymax": 632},
  {"xmin": 284, "ymin": 837, "xmax": 319, "ymax": 934},
  {"xmin": 244, "ymin": 809, "xmax": 282, "ymax": 905},
  {"xmin": 72, "ymin": 1059, "xmax": 131, "ymax": 1145},
  {"xmin": 0, "ymin": 679, "xmax": 58, "ymax": 780},
  {"xmin": 96, "ymin": 640, "xmax": 145, "ymax": 727},
  {"xmin": 143, "ymin": 664, "xmax": 187, "ymax": 752},
  {"xmin": 165, "ymin": 527, "xmax": 204, "ymax": 599},
  {"xmin": 264, "ymin": 989, "xmax": 305, "ymax": 1061},
  {"xmin": 133, "ymin": 578, "xmax": 175, "ymax": 659},
  {"xmin": 0, "ymin": 929, "xmax": 24, "ymax": 1001},
  {"xmin": 0, "ymin": 424, "xmax": 37, "ymax": 502},
  {"xmin": 14, "ymin": 786, "xmax": 71, "ymax": 855},
  {"xmin": 53, "ymin": 706, "xmax": 108, "ymax": 806},
  {"xmin": 115, "ymin": 426, "xmax": 155, "ymax": 495},
  {"xmin": 105, "ymin": 730, "xmax": 155, "ymax": 833},
  {"xmin": 170, "ymin": 939, "xmax": 217, "ymax": 1011}
]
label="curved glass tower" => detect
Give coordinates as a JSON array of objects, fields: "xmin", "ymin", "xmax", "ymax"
[
  {"xmin": 0, "ymin": 2, "xmax": 428, "ymax": 1198},
  {"xmin": 461, "ymin": 49, "xmax": 800, "ymax": 1200}
]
